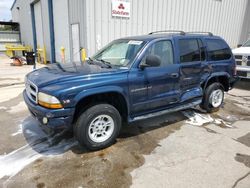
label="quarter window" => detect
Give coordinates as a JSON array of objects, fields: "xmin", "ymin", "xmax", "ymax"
[
  {"xmin": 206, "ymin": 39, "xmax": 231, "ymax": 61},
  {"xmin": 179, "ymin": 39, "xmax": 200, "ymax": 63}
]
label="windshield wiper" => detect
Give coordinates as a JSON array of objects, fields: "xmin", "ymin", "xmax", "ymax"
[
  {"xmin": 87, "ymin": 57, "xmax": 112, "ymax": 68},
  {"xmin": 96, "ymin": 59, "xmax": 112, "ymax": 68}
]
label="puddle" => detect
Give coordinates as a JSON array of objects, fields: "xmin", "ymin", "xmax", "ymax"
[
  {"xmin": 0, "ymin": 107, "xmax": 7, "ymax": 110},
  {"xmin": 0, "ymin": 117, "xmax": 77, "ymax": 181},
  {"xmin": 0, "ymin": 144, "xmax": 42, "ymax": 179},
  {"xmin": 182, "ymin": 110, "xmax": 233, "ymax": 128},
  {"xmin": 182, "ymin": 110, "xmax": 214, "ymax": 126},
  {"xmin": 7, "ymin": 101, "xmax": 26, "ymax": 114},
  {"xmin": 3, "ymin": 113, "xmax": 183, "ymax": 188},
  {"xmin": 11, "ymin": 123, "xmax": 23, "ymax": 136}
]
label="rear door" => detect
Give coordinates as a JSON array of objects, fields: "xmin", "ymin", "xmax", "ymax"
[{"xmin": 176, "ymin": 37, "xmax": 204, "ymax": 102}]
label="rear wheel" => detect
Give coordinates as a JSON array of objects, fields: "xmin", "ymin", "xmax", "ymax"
[
  {"xmin": 74, "ymin": 104, "xmax": 121, "ymax": 150},
  {"xmin": 200, "ymin": 83, "xmax": 224, "ymax": 113}
]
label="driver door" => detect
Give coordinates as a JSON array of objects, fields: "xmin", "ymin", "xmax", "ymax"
[{"xmin": 129, "ymin": 40, "xmax": 180, "ymax": 116}]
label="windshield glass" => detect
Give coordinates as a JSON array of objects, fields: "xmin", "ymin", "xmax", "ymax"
[
  {"xmin": 92, "ymin": 39, "xmax": 146, "ymax": 67},
  {"xmin": 243, "ymin": 39, "xmax": 250, "ymax": 47}
]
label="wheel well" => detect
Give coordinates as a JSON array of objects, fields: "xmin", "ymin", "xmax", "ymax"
[
  {"xmin": 203, "ymin": 76, "xmax": 229, "ymax": 91},
  {"xmin": 73, "ymin": 92, "xmax": 128, "ymax": 123}
]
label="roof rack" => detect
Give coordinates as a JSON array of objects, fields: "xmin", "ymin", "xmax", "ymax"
[
  {"xmin": 148, "ymin": 30, "xmax": 185, "ymax": 35},
  {"xmin": 186, "ymin": 31, "xmax": 213, "ymax": 36}
]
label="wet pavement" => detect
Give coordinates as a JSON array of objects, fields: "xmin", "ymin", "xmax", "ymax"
[{"xmin": 0, "ymin": 54, "xmax": 250, "ymax": 188}]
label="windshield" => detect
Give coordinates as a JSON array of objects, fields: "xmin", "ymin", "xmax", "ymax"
[
  {"xmin": 92, "ymin": 39, "xmax": 146, "ymax": 67},
  {"xmin": 242, "ymin": 39, "xmax": 250, "ymax": 47}
]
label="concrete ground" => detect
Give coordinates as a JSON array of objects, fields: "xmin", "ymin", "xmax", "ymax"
[{"xmin": 0, "ymin": 53, "xmax": 250, "ymax": 188}]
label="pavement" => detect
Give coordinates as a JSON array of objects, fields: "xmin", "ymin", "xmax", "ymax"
[{"xmin": 0, "ymin": 53, "xmax": 250, "ymax": 188}]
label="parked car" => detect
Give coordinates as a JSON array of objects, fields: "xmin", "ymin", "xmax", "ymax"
[
  {"xmin": 232, "ymin": 39, "xmax": 250, "ymax": 79},
  {"xmin": 23, "ymin": 31, "xmax": 237, "ymax": 150}
]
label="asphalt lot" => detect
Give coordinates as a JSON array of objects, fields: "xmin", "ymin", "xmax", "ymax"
[{"xmin": 0, "ymin": 53, "xmax": 250, "ymax": 188}]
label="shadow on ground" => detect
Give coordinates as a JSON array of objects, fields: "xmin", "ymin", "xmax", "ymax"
[
  {"xmin": 22, "ymin": 110, "xmax": 189, "ymax": 155},
  {"xmin": 235, "ymin": 78, "xmax": 250, "ymax": 90}
]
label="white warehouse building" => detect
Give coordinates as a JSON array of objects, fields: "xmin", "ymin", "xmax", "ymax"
[{"xmin": 11, "ymin": 0, "xmax": 250, "ymax": 63}]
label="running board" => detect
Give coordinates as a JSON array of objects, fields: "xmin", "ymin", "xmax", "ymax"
[{"xmin": 132, "ymin": 99, "xmax": 202, "ymax": 121}]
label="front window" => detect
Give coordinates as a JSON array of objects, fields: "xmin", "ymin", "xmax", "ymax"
[
  {"xmin": 141, "ymin": 40, "xmax": 174, "ymax": 67},
  {"xmin": 92, "ymin": 39, "xmax": 146, "ymax": 67},
  {"xmin": 242, "ymin": 39, "xmax": 250, "ymax": 47}
]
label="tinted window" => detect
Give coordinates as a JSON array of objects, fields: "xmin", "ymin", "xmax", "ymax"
[
  {"xmin": 179, "ymin": 39, "xmax": 200, "ymax": 63},
  {"xmin": 141, "ymin": 40, "xmax": 174, "ymax": 67},
  {"xmin": 206, "ymin": 39, "xmax": 231, "ymax": 61}
]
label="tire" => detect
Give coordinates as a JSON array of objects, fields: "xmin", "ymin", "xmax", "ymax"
[
  {"xmin": 74, "ymin": 104, "xmax": 121, "ymax": 150},
  {"xmin": 200, "ymin": 82, "xmax": 224, "ymax": 113}
]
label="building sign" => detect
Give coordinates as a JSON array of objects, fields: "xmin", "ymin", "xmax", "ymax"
[{"xmin": 112, "ymin": 0, "xmax": 130, "ymax": 18}]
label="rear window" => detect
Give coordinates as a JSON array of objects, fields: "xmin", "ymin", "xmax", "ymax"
[{"xmin": 206, "ymin": 39, "xmax": 231, "ymax": 61}]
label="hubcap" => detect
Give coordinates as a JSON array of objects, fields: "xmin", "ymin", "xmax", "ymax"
[
  {"xmin": 209, "ymin": 89, "xmax": 223, "ymax": 108},
  {"xmin": 88, "ymin": 115, "xmax": 114, "ymax": 143}
]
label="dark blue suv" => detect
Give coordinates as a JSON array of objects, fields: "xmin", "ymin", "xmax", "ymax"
[{"xmin": 23, "ymin": 31, "xmax": 237, "ymax": 150}]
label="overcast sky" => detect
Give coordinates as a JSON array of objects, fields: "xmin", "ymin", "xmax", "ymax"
[{"xmin": 0, "ymin": 0, "xmax": 14, "ymax": 21}]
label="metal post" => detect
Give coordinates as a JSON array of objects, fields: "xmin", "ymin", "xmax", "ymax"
[
  {"xmin": 48, "ymin": 0, "xmax": 56, "ymax": 63},
  {"xmin": 30, "ymin": 3, "xmax": 37, "ymax": 69}
]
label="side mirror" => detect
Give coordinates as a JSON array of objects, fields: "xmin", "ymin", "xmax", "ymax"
[
  {"xmin": 140, "ymin": 55, "xmax": 161, "ymax": 69},
  {"xmin": 237, "ymin": 44, "xmax": 242, "ymax": 48}
]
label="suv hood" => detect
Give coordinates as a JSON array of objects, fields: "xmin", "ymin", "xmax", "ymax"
[
  {"xmin": 27, "ymin": 62, "xmax": 128, "ymax": 87},
  {"xmin": 232, "ymin": 47, "xmax": 250, "ymax": 55}
]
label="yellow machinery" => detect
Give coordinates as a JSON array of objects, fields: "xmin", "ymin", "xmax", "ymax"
[
  {"xmin": 6, "ymin": 44, "xmax": 87, "ymax": 64},
  {"xmin": 37, "ymin": 46, "xmax": 47, "ymax": 64},
  {"xmin": 5, "ymin": 44, "xmax": 32, "ymax": 57}
]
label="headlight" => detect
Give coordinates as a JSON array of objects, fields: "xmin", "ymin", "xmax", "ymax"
[{"xmin": 38, "ymin": 92, "xmax": 63, "ymax": 109}]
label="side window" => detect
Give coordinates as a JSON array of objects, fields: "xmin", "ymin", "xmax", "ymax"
[
  {"xmin": 179, "ymin": 39, "xmax": 200, "ymax": 63},
  {"xmin": 141, "ymin": 40, "xmax": 174, "ymax": 67},
  {"xmin": 206, "ymin": 39, "xmax": 231, "ymax": 61}
]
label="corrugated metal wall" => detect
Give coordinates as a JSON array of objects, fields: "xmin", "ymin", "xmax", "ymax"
[
  {"xmin": 11, "ymin": 0, "xmax": 34, "ymax": 47},
  {"xmin": 79, "ymin": 0, "xmax": 249, "ymax": 56},
  {"xmin": 11, "ymin": 0, "xmax": 51, "ymax": 60},
  {"xmin": 11, "ymin": 0, "xmax": 250, "ymax": 61},
  {"xmin": 53, "ymin": 0, "xmax": 70, "ymax": 63},
  {"xmin": 68, "ymin": 0, "xmax": 88, "ymax": 62},
  {"xmin": 239, "ymin": 0, "xmax": 250, "ymax": 44},
  {"xmin": 0, "ymin": 31, "xmax": 20, "ymax": 51}
]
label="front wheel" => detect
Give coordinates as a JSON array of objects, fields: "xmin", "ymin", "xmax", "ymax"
[
  {"xmin": 200, "ymin": 83, "xmax": 224, "ymax": 113},
  {"xmin": 74, "ymin": 104, "xmax": 121, "ymax": 150}
]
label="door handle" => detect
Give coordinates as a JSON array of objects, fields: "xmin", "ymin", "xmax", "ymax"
[{"xmin": 170, "ymin": 73, "xmax": 179, "ymax": 78}]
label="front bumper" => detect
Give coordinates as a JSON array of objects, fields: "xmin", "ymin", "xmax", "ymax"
[
  {"xmin": 23, "ymin": 90, "xmax": 75, "ymax": 130},
  {"xmin": 236, "ymin": 66, "xmax": 250, "ymax": 79},
  {"xmin": 229, "ymin": 76, "xmax": 239, "ymax": 89}
]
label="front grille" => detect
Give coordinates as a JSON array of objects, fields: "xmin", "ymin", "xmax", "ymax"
[
  {"xmin": 234, "ymin": 55, "xmax": 242, "ymax": 59},
  {"xmin": 25, "ymin": 78, "xmax": 38, "ymax": 103},
  {"xmin": 234, "ymin": 55, "xmax": 250, "ymax": 67},
  {"xmin": 236, "ymin": 61, "xmax": 242, "ymax": 65},
  {"xmin": 237, "ymin": 71, "xmax": 247, "ymax": 77}
]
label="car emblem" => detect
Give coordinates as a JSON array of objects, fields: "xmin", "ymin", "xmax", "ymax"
[{"xmin": 34, "ymin": 72, "xmax": 39, "ymax": 76}]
